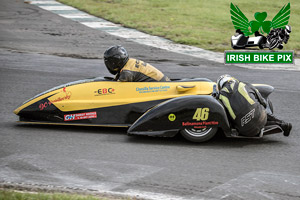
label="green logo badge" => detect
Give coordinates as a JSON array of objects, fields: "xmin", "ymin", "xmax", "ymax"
[
  {"xmin": 227, "ymin": 3, "xmax": 293, "ymax": 64},
  {"xmin": 230, "ymin": 3, "xmax": 290, "ymax": 36},
  {"xmin": 168, "ymin": 114, "xmax": 176, "ymax": 121}
]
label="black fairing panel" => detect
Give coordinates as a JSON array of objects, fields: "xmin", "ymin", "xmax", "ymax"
[
  {"xmin": 18, "ymin": 96, "xmax": 169, "ymax": 126},
  {"xmin": 254, "ymin": 85, "xmax": 274, "ymax": 99},
  {"xmin": 128, "ymin": 95, "xmax": 231, "ymax": 136}
]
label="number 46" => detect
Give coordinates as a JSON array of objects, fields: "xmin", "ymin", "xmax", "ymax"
[{"xmin": 193, "ymin": 108, "xmax": 209, "ymax": 121}]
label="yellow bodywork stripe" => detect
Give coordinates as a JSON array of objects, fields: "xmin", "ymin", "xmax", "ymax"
[
  {"xmin": 15, "ymin": 81, "xmax": 215, "ymax": 113},
  {"xmin": 219, "ymin": 94, "xmax": 236, "ymax": 120},
  {"xmin": 17, "ymin": 121, "xmax": 129, "ymax": 127}
]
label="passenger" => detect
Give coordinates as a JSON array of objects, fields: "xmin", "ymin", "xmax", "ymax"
[
  {"xmin": 216, "ymin": 74, "xmax": 292, "ymax": 137},
  {"xmin": 104, "ymin": 45, "xmax": 170, "ymax": 82}
]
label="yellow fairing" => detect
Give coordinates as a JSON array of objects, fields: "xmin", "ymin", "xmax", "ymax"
[{"xmin": 15, "ymin": 81, "xmax": 214, "ymax": 114}]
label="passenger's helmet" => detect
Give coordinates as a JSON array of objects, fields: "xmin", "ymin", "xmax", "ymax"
[
  {"xmin": 217, "ymin": 74, "xmax": 234, "ymax": 90},
  {"xmin": 104, "ymin": 45, "xmax": 129, "ymax": 75},
  {"xmin": 285, "ymin": 25, "xmax": 291, "ymax": 35}
]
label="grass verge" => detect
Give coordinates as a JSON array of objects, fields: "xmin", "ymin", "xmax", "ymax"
[
  {"xmin": 0, "ymin": 189, "xmax": 131, "ymax": 200},
  {"xmin": 57, "ymin": 0, "xmax": 299, "ymax": 55},
  {"xmin": 0, "ymin": 189, "xmax": 103, "ymax": 200}
]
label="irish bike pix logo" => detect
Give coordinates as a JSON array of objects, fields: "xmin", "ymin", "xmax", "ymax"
[{"xmin": 225, "ymin": 3, "xmax": 294, "ymax": 64}]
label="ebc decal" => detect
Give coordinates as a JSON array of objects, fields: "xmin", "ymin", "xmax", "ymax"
[{"xmin": 94, "ymin": 88, "xmax": 115, "ymax": 96}]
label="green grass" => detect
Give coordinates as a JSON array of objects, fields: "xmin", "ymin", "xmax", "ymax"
[
  {"xmin": 0, "ymin": 189, "xmax": 121, "ymax": 200},
  {"xmin": 57, "ymin": 0, "xmax": 300, "ymax": 54}
]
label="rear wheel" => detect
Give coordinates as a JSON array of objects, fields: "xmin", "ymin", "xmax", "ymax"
[
  {"xmin": 269, "ymin": 38, "xmax": 279, "ymax": 50},
  {"xmin": 180, "ymin": 127, "xmax": 218, "ymax": 143}
]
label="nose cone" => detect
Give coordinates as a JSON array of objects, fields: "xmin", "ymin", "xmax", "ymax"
[
  {"xmin": 13, "ymin": 89, "xmax": 60, "ymax": 121},
  {"xmin": 13, "ymin": 107, "xmax": 20, "ymax": 115}
]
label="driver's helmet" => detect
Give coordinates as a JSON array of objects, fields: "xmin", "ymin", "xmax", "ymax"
[
  {"xmin": 285, "ymin": 25, "xmax": 292, "ymax": 35},
  {"xmin": 217, "ymin": 74, "xmax": 235, "ymax": 90},
  {"xmin": 104, "ymin": 45, "xmax": 129, "ymax": 75}
]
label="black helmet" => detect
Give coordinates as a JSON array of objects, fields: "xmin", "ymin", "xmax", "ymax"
[{"xmin": 104, "ymin": 45, "xmax": 129, "ymax": 75}]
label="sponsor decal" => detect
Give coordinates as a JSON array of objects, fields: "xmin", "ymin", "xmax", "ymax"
[
  {"xmin": 241, "ymin": 108, "xmax": 255, "ymax": 127},
  {"xmin": 182, "ymin": 121, "xmax": 219, "ymax": 129},
  {"xmin": 136, "ymin": 85, "xmax": 170, "ymax": 94},
  {"xmin": 226, "ymin": 3, "xmax": 294, "ymax": 64},
  {"xmin": 39, "ymin": 101, "xmax": 52, "ymax": 111},
  {"xmin": 193, "ymin": 108, "xmax": 209, "ymax": 121},
  {"xmin": 64, "ymin": 111, "xmax": 97, "ymax": 121},
  {"xmin": 168, "ymin": 113, "xmax": 176, "ymax": 121},
  {"xmin": 94, "ymin": 88, "xmax": 115, "ymax": 96},
  {"xmin": 39, "ymin": 87, "xmax": 72, "ymax": 110},
  {"xmin": 135, "ymin": 59, "xmax": 148, "ymax": 68}
]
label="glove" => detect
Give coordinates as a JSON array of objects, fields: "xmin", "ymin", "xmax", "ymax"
[{"xmin": 212, "ymin": 84, "xmax": 219, "ymax": 98}]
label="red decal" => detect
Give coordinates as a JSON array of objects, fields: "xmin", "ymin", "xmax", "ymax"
[
  {"xmin": 39, "ymin": 88, "xmax": 72, "ymax": 110},
  {"xmin": 51, "ymin": 89, "xmax": 72, "ymax": 103},
  {"xmin": 39, "ymin": 102, "xmax": 49, "ymax": 110},
  {"xmin": 182, "ymin": 121, "xmax": 219, "ymax": 127},
  {"xmin": 64, "ymin": 112, "xmax": 97, "ymax": 121}
]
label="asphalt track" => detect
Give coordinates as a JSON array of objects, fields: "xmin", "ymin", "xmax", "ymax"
[{"xmin": 1, "ymin": 0, "xmax": 300, "ymax": 199}]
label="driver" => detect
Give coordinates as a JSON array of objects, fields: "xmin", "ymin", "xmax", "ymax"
[
  {"xmin": 104, "ymin": 45, "xmax": 170, "ymax": 82},
  {"xmin": 216, "ymin": 74, "xmax": 292, "ymax": 137},
  {"xmin": 267, "ymin": 25, "xmax": 291, "ymax": 49}
]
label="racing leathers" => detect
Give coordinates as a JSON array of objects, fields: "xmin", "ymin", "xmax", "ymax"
[
  {"xmin": 116, "ymin": 58, "xmax": 170, "ymax": 82},
  {"xmin": 268, "ymin": 28, "xmax": 290, "ymax": 44},
  {"xmin": 218, "ymin": 79, "xmax": 267, "ymax": 137}
]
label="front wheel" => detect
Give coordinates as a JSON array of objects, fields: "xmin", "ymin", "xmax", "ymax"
[
  {"xmin": 269, "ymin": 38, "xmax": 279, "ymax": 50},
  {"xmin": 180, "ymin": 127, "xmax": 218, "ymax": 143}
]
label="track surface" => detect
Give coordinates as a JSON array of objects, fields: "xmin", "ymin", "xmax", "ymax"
[{"xmin": 1, "ymin": 0, "xmax": 300, "ymax": 199}]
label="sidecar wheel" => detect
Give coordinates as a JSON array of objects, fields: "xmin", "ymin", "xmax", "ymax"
[{"xmin": 180, "ymin": 127, "xmax": 218, "ymax": 143}]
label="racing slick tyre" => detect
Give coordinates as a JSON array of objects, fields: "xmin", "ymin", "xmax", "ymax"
[
  {"xmin": 269, "ymin": 38, "xmax": 279, "ymax": 50},
  {"xmin": 180, "ymin": 127, "xmax": 218, "ymax": 143},
  {"xmin": 259, "ymin": 41, "xmax": 265, "ymax": 49}
]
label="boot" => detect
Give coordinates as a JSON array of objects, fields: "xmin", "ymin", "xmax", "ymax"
[
  {"xmin": 281, "ymin": 123, "xmax": 292, "ymax": 137},
  {"xmin": 266, "ymin": 114, "xmax": 292, "ymax": 137}
]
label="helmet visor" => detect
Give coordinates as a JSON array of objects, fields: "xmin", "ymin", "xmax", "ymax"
[{"xmin": 104, "ymin": 58, "xmax": 120, "ymax": 75}]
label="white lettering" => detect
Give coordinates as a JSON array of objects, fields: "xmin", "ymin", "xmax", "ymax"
[
  {"xmin": 277, "ymin": 54, "xmax": 283, "ymax": 61},
  {"xmin": 241, "ymin": 109, "xmax": 255, "ymax": 127},
  {"xmin": 262, "ymin": 54, "xmax": 268, "ymax": 61},
  {"xmin": 230, "ymin": 54, "xmax": 236, "ymax": 61},
  {"xmin": 244, "ymin": 54, "xmax": 250, "ymax": 61}
]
